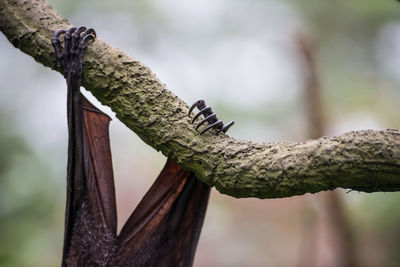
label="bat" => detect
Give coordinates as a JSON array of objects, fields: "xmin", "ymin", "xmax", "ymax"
[{"xmin": 52, "ymin": 26, "xmax": 210, "ymax": 267}]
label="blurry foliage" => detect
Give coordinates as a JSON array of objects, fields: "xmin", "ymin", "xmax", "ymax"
[
  {"xmin": 295, "ymin": 0, "xmax": 398, "ymax": 37},
  {"xmin": 292, "ymin": 0, "xmax": 400, "ymax": 129},
  {"xmin": 0, "ymin": 111, "xmax": 63, "ymax": 267}
]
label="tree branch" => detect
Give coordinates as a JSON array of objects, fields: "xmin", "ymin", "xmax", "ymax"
[{"xmin": 1, "ymin": 0, "xmax": 400, "ymax": 198}]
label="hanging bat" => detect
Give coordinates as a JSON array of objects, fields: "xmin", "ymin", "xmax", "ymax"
[{"xmin": 52, "ymin": 26, "xmax": 218, "ymax": 267}]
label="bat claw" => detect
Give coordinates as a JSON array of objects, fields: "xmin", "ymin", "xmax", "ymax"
[
  {"xmin": 83, "ymin": 28, "xmax": 97, "ymax": 38},
  {"xmin": 189, "ymin": 99, "xmax": 234, "ymax": 135},
  {"xmin": 71, "ymin": 26, "xmax": 87, "ymax": 54},
  {"xmin": 52, "ymin": 29, "xmax": 66, "ymax": 43},
  {"xmin": 200, "ymin": 120, "xmax": 223, "ymax": 135},
  {"xmin": 52, "ymin": 26, "xmax": 96, "ymax": 76},
  {"xmin": 52, "ymin": 30, "xmax": 66, "ymax": 62},
  {"xmin": 216, "ymin": 120, "xmax": 234, "ymax": 135},
  {"xmin": 188, "ymin": 99, "xmax": 205, "ymax": 116},
  {"xmin": 192, "ymin": 106, "xmax": 212, "ymax": 123},
  {"xmin": 195, "ymin": 113, "xmax": 217, "ymax": 130}
]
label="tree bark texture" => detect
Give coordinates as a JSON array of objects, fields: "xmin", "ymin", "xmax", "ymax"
[{"xmin": 1, "ymin": 0, "xmax": 400, "ymax": 198}]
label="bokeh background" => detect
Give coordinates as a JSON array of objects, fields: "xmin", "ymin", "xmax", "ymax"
[{"xmin": 1, "ymin": 0, "xmax": 400, "ymax": 266}]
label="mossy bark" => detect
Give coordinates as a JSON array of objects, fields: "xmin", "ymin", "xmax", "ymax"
[{"xmin": 1, "ymin": 0, "xmax": 400, "ymax": 198}]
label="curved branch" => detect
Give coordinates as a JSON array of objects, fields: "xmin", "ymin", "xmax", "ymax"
[{"xmin": 1, "ymin": 0, "xmax": 400, "ymax": 198}]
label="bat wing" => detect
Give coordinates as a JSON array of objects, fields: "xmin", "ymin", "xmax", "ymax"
[
  {"xmin": 117, "ymin": 160, "xmax": 211, "ymax": 267},
  {"xmin": 63, "ymin": 94, "xmax": 118, "ymax": 266},
  {"xmin": 81, "ymin": 96, "xmax": 118, "ymax": 233}
]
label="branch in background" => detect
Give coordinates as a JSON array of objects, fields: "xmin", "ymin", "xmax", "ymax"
[
  {"xmin": 296, "ymin": 32, "xmax": 357, "ymax": 267},
  {"xmin": 1, "ymin": 0, "xmax": 400, "ymax": 199}
]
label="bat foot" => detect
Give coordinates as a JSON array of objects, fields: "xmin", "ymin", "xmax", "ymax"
[
  {"xmin": 189, "ymin": 100, "xmax": 234, "ymax": 135},
  {"xmin": 52, "ymin": 26, "xmax": 96, "ymax": 77}
]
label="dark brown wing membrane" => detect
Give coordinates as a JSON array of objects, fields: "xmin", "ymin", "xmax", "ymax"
[
  {"xmin": 63, "ymin": 93, "xmax": 118, "ymax": 267},
  {"xmin": 81, "ymin": 96, "xmax": 118, "ymax": 234},
  {"xmin": 117, "ymin": 160, "xmax": 211, "ymax": 267}
]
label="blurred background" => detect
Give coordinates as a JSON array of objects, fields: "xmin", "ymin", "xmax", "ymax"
[{"xmin": 1, "ymin": 0, "xmax": 400, "ymax": 266}]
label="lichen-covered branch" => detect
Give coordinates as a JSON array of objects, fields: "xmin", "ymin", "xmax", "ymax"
[{"xmin": 1, "ymin": 0, "xmax": 400, "ymax": 199}]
